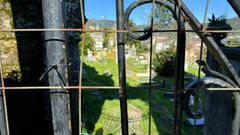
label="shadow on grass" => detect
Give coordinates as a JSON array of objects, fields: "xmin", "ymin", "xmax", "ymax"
[
  {"xmin": 82, "ymin": 60, "xmax": 176, "ymax": 134},
  {"xmin": 82, "ymin": 62, "xmax": 116, "ymax": 133}
]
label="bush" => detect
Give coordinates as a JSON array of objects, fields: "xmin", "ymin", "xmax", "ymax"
[
  {"xmin": 78, "ymin": 33, "xmax": 95, "ymax": 55},
  {"xmin": 153, "ymin": 46, "xmax": 176, "ymax": 77}
]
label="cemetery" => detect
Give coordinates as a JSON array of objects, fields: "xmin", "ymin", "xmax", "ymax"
[{"xmin": 1, "ymin": 0, "xmax": 240, "ymax": 135}]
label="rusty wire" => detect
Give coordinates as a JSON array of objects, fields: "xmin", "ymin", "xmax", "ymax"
[
  {"xmin": 2, "ymin": 28, "xmax": 240, "ymax": 33},
  {"xmin": 79, "ymin": 0, "xmax": 86, "ymax": 134},
  {"xmin": 0, "ymin": 85, "xmax": 238, "ymax": 92},
  {"xmin": 0, "ymin": 51, "xmax": 10, "ymax": 135},
  {"xmin": 207, "ymin": 88, "xmax": 240, "ymax": 91},
  {"xmin": 0, "ymin": 0, "xmax": 239, "ymax": 135},
  {"xmin": 0, "ymin": 86, "xmax": 120, "ymax": 90},
  {"xmin": 193, "ymin": 0, "xmax": 210, "ymax": 134}
]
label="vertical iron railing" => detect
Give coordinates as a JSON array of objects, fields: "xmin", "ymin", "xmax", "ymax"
[
  {"xmin": 42, "ymin": 0, "xmax": 72, "ymax": 134},
  {"xmin": 116, "ymin": 0, "xmax": 129, "ymax": 134},
  {"xmin": 173, "ymin": 0, "xmax": 186, "ymax": 135},
  {"xmin": 1, "ymin": 0, "xmax": 240, "ymax": 135}
]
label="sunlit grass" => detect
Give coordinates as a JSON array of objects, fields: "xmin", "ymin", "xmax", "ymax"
[{"xmin": 82, "ymin": 57, "xmax": 203, "ymax": 135}]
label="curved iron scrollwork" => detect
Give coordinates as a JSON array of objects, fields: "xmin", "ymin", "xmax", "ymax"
[
  {"xmin": 124, "ymin": 1, "xmax": 240, "ymax": 133},
  {"xmin": 124, "ymin": 0, "xmax": 240, "ymax": 86},
  {"xmin": 196, "ymin": 60, "xmax": 238, "ymax": 87},
  {"xmin": 124, "ymin": 0, "xmax": 180, "ymax": 41},
  {"xmin": 181, "ymin": 60, "xmax": 237, "ymax": 119},
  {"xmin": 183, "ymin": 77, "xmax": 234, "ymax": 119}
]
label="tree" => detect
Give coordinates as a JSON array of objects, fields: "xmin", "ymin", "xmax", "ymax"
[
  {"xmin": 154, "ymin": 5, "xmax": 174, "ymax": 29},
  {"xmin": 207, "ymin": 14, "xmax": 232, "ymax": 47},
  {"xmin": 103, "ymin": 32, "xmax": 116, "ymax": 49},
  {"xmin": 125, "ymin": 20, "xmax": 147, "ymax": 53},
  {"xmin": 125, "ymin": 20, "xmax": 141, "ymax": 46},
  {"xmin": 79, "ymin": 33, "xmax": 95, "ymax": 55},
  {"xmin": 153, "ymin": 46, "xmax": 176, "ymax": 77},
  {"xmin": 103, "ymin": 32, "xmax": 111, "ymax": 48}
]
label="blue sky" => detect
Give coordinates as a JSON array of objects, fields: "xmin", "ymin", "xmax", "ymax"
[{"xmin": 85, "ymin": 0, "xmax": 238, "ymax": 24}]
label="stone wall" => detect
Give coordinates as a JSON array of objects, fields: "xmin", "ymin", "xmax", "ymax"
[{"xmin": 0, "ymin": 1, "xmax": 21, "ymax": 79}]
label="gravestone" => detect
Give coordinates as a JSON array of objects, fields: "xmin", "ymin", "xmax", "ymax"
[
  {"xmin": 102, "ymin": 48, "xmax": 107, "ymax": 64},
  {"xmin": 131, "ymin": 47, "xmax": 136, "ymax": 58},
  {"xmin": 87, "ymin": 49, "xmax": 93, "ymax": 61}
]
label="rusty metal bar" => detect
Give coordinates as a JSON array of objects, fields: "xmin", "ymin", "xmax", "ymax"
[
  {"xmin": 0, "ymin": 52, "xmax": 9, "ymax": 135},
  {"xmin": 207, "ymin": 88, "xmax": 240, "ymax": 91},
  {"xmin": 0, "ymin": 86, "xmax": 120, "ymax": 90},
  {"xmin": 201, "ymin": 0, "xmax": 210, "ymax": 30},
  {"xmin": 79, "ymin": 0, "xmax": 86, "ymax": 133},
  {"xmin": 4, "ymin": 85, "xmax": 237, "ymax": 93},
  {"xmin": 2, "ymin": 28, "xmax": 240, "ymax": 33},
  {"xmin": 173, "ymin": 0, "xmax": 186, "ymax": 135},
  {"xmin": 0, "ymin": 86, "xmax": 202, "ymax": 93},
  {"xmin": 116, "ymin": 0, "xmax": 129, "ymax": 134},
  {"xmin": 193, "ymin": 0, "xmax": 209, "ymax": 134},
  {"xmin": 1, "ymin": 28, "xmax": 240, "ymax": 33},
  {"xmin": 0, "ymin": 86, "xmax": 199, "ymax": 92}
]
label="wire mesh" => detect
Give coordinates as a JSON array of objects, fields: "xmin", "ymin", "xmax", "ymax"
[{"xmin": 0, "ymin": 0, "xmax": 240, "ymax": 135}]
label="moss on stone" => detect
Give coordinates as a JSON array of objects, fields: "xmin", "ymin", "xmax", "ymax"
[{"xmin": 0, "ymin": 0, "xmax": 10, "ymax": 3}]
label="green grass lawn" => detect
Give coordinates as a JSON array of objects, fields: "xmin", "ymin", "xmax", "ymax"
[
  {"xmin": 82, "ymin": 57, "xmax": 203, "ymax": 135},
  {"xmin": 126, "ymin": 58, "xmax": 149, "ymax": 73}
]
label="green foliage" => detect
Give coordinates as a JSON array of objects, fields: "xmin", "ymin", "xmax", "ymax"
[
  {"xmin": 83, "ymin": 58, "xmax": 202, "ymax": 134},
  {"xmin": 154, "ymin": 5, "xmax": 173, "ymax": 28},
  {"xmin": 226, "ymin": 37, "xmax": 240, "ymax": 47},
  {"xmin": 136, "ymin": 43, "xmax": 148, "ymax": 53},
  {"xmin": 103, "ymin": 32, "xmax": 115, "ymax": 49},
  {"xmin": 125, "ymin": 20, "xmax": 141, "ymax": 46},
  {"xmin": 103, "ymin": 32, "xmax": 110, "ymax": 48},
  {"xmin": 153, "ymin": 46, "xmax": 176, "ymax": 77},
  {"xmin": 125, "ymin": 20, "xmax": 148, "ymax": 52},
  {"xmin": 0, "ymin": 0, "xmax": 10, "ymax": 2},
  {"xmin": 79, "ymin": 33, "xmax": 95, "ymax": 55}
]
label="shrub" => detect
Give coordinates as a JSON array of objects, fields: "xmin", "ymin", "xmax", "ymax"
[
  {"xmin": 153, "ymin": 46, "xmax": 176, "ymax": 77},
  {"xmin": 78, "ymin": 33, "xmax": 95, "ymax": 55}
]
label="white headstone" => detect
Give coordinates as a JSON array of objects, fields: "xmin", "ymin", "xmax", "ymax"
[{"xmin": 87, "ymin": 49, "xmax": 93, "ymax": 61}]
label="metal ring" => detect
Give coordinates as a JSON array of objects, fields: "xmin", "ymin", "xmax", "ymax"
[
  {"xmin": 124, "ymin": 0, "xmax": 178, "ymax": 40},
  {"xmin": 182, "ymin": 77, "xmax": 234, "ymax": 119},
  {"xmin": 182, "ymin": 89, "xmax": 203, "ymax": 119}
]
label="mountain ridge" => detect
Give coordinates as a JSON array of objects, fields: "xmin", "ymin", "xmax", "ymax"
[{"xmin": 86, "ymin": 16, "xmax": 240, "ymax": 30}]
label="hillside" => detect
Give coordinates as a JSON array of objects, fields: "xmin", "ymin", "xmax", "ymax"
[
  {"xmin": 86, "ymin": 16, "xmax": 240, "ymax": 31},
  {"xmin": 86, "ymin": 19, "xmax": 116, "ymax": 29},
  {"xmin": 227, "ymin": 17, "xmax": 240, "ymax": 30}
]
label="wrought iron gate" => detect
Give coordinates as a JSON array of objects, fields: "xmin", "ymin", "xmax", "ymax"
[{"xmin": 0, "ymin": 0, "xmax": 240, "ymax": 135}]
